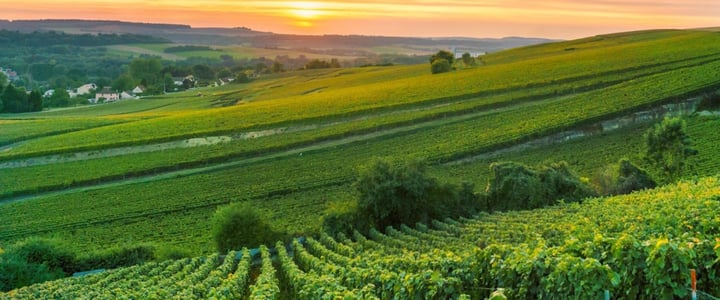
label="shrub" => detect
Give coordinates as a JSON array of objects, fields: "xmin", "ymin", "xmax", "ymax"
[
  {"xmin": 0, "ymin": 257, "xmax": 64, "ymax": 292},
  {"xmin": 643, "ymin": 117, "xmax": 697, "ymax": 183},
  {"xmin": 486, "ymin": 161, "xmax": 597, "ymax": 211},
  {"xmin": 75, "ymin": 244, "xmax": 155, "ymax": 273},
  {"xmin": 352, "ymin": 158, "xmax": 478, "ymax": 231},
  {"xmin": 612, "ymin": 159, "xmax": 656, "ymax": 194},
  {"xmin": 321, "ymin": 201, "xmax": 370, "ymax": 238},
  {"xmin": 697, "ymin": 91, "xmax": 720, "ymax": 111},
  {"xmin": 212, "ymin": 203, "xmax": 279, "ymax": 252},
  {"xmin": 6, "ymin": 237, "xmax": 75, "ymax": 273},
  {"xmin": 431, "ymin": 59, "xmax": 451, "ymax": 74}
]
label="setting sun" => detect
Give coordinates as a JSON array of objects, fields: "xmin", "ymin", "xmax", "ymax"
[{"xmin": 288, "ymin": 2, "xmax": 324, "ymax": 19}]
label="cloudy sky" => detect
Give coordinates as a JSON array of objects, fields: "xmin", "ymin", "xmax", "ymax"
[{"xmin": 2, "ymin": 0, "xmax": 718, "ymax": 38}]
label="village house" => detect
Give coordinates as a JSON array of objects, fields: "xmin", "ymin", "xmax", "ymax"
[
  {"xmin": 0, "ymin": 67, "xmax": 19, "ymax": 81},
  {"xmin": 132, "ymin": 86, "xmax": 145, "ymax": 94},
  {"xmin": 94, "ymin": 87, "xmax": 120, "ymax": 103},
  {"xmin": 70, "ymin": 83, "xmax": 97, "ymax": 98}
]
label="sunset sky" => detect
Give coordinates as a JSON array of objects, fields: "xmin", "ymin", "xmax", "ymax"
[{"xmin": 1, "ymin": 1, "xmax": 718, "ymax": 39}]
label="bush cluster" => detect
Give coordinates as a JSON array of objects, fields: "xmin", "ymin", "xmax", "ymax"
[
  {"xmin": 212, "ymin": 203, "xmax": 281, "ymax": 252},
  {"xmin": 0, "ymin": 238, "xmax": 156, "ymax": 292},
  {"xmin": 484, "ymin": 161, "xmax": 597, "ymax": 211},
  {"xmin": 324, "ymin": 158, "xmax": 480, "ymax": 236}
]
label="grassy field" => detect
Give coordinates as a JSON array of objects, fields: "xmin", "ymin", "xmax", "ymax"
[{"xmin": 1, "ymin": 29, "xmax": 720, "ymax": 256}]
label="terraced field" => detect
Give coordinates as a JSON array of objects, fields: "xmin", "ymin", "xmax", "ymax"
[
  {"xmin": 2, "ymin": 29, "xmax": 720, "ymax": 256},
  {"xmin": 3, "ymin": 177, "xmax": 719, "ymax": 298}
]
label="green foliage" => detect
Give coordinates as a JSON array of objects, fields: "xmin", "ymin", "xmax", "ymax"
[
  {"xmin": 0, "ymin": 84, "xmax": 28, "ymax": 113},
  {"xmin": 431, "ymin": 59, "xmax": 451, "ymax": 74},
  {"xmin": 212, "ymin": 203, "xmax": 280, "ymax": 252},
  {"xmin": 192, "ymin": 64, "xmax": 215, "ymax": 82},
  {"xmin": 28, "ymin": 90, "xmax": 42, "ymax": 112},
  {"xmin": 234, "ymin": 72, "xmax": 251, "ymax": 83},
  {"xmin": 486, "ymin": 161, "xmax": 597, "ymax": 211},
  {"xmin": 461, "ymin": 53, "xmax": 475, "ymax": 67},
  {"xmin": 129, "ymin": 58, "xmax": 163, "ymax": 86},
  {"xmin": 7, "ymin": 177, "xmax": 720, "ymax": 298},
  {"xmin": 164, "ymin": 45, "xmax": 214, "ymax": 53},
  {"xmin": 0, "ymin": 256, "xmax": 64, "ymax": 292},
  {"xmin": 353, "ymin": 158, "xmax": 478, "ymax": 230},
  {"xmin": 644, "ymin": 117, "xmax": 698, "ymax": 183},
  {"xmin": 697, "ymin": 91, "xmax": 720, "ymax": 111},
  {"xmin": 0, "ymin": 237, "xmax": 157, "ymax": 291},
  {"xmin": 613, "ymin": 159, "xmax": 657, "ymax": 194},
  {"xmin": 593, "ymin": 159, "xmax": 657, "ymax": 195},
  {"xmin": 304, "ymin": 59, "xmax": 341, "ymax": 69},
  {"xmin": 430, "ymin": 50, "xmax": 455, "ymax": 66},
  {"xmin": 249, "ymin": 245, "xmax": 280, "ymax": 299},
  {"xmin": 321, "ymin": 201, "xmax": 370, "ymax": 238},
  {"xmin": 45, "ymin": 88, "xmax": 71, "ymax": 108},
  {"xmin": 112, "ymin": 73, "xmax": 136, "ymax": 92},
  {"xmin": 271, "ymin": 61, "xmax": 284, "ymax": 73}
]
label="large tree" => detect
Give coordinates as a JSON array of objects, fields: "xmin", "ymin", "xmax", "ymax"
[
  {"xmin": 28, "ymin": 90, "xmax": 42, "ymax": 112},
  {"xmin": 1, "ymin": 84, "xmax": 28, "ymax": 113},
  {"xmin": 46, "ymin": 88, "xmax": 71, "ymax": 108},
  {"xmin": 129, "ymin": 58, "xmax": 162, "ymax": 86},
  {"xmin": 430, "ymin": 50, "xmax": 455, "ymax": 66},
  {"xmin": 643, "ymin": 117, "xmax": 698, "ymax": 183},
  {"xmin": 111, "ymin": 73, "xmax": 135, "ymax": 92},
  {"xmin": 430, "ymin": 50, "xmax": 454, "ymax": 74}
]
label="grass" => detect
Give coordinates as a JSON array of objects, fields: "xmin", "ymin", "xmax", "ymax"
[{"xmin": 2, "ymin": 29, "xmax": 720, "ymax": 256}]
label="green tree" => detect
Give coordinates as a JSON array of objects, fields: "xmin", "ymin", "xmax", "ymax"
[
  {"xmin": 431, "ymin": 59, "xmax": 451, "ymax": 74},
  {"xmin": 354, "ymin": 158, "xmax": 476, "ymax": 230},
  {"xmin": 430, "ymin": 50, "xmax": 455, "ymax": 66},
  {"xmin": 216, "ymin": 67, "xmax": 233, "ymax": 79},
  {"xmin": 46, "ymin": 88, "xmax": 70, "ymax": 108},
  {"xmin": 1, "ymin": 84, "xmax": 28, "ymax": 113},
  {"xmin": 129, "ymin": 57, "xmax": 162, "ymax": 86},
  {"xmin": 271, "ymin": 61, "xmax": 284, "ymax": 73},
  {"xmin": 28, "ymin": 90, "xmax": 42, "ymax": 112},
  {"xmin": 0, "ymin": 72, "xmax": 7, "ymax": 88},
  {"xmin": 212, "ymin": 203, "xmax": 279, "ymax": 252},
  {"xmin": 486, "ymin": 161, "xmax": 597, "ymax": 211},
  {"xmin": 111, "ymin": 73, "xmax": 135, "ymax": 92},
  {"xmin": 192, "ymin": 64, "xmax": 215, "ymax": 83},
  {"xmin": 643, "ymin": 117, "xmax": 698, "ymax": 183},
  {"xmin": 461, "ymin": 52, "xmax": 475, "ymax": 66},
  {"xmin": 234, "ymin": 72, "xmax": 251, "ymax": 84}
]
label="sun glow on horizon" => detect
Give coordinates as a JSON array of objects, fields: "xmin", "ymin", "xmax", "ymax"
[
  {"xmin": 1, "ymin": 1, "xmax": 719, "ymax": 39},
  {"xmin": 289, "ymin": 2, "xmax": 324, "ymax": 19}
]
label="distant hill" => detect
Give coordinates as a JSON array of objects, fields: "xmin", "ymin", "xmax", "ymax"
[{"xmin": 0, "ymin": 19, "xmax": 557, "ymax": 53}]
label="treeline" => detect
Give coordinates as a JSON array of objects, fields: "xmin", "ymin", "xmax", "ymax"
[
  {"xmin": 0, "ymin": 81, "xmax": 42, "ymax": 113},
  {"xmin": 0, "ymin": 30, "xmax": 169, "ymax": 47},
  {"xmin": 163, "ymin": 45, "xmax": 216, "ymax": 53}
]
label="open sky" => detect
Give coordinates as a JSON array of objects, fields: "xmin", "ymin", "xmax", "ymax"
[{"xmin": 1, "ymin": 1, "xmax": 718, "ymax": 39}]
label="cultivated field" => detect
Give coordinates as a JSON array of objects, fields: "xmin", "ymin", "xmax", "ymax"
[{"xmin": 1, "ymin": 29, "xmax": 719, "ymax": 259}]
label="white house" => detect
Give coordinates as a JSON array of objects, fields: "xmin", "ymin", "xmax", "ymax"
[
  {"xmin": 132, "ymin": 86, "xmax": 145, "ymax": 94},
  {"xmin": 43, "ymin": 89, "xmax": 55, "ymax": 98},
  {"xmin": 120, "ymin": 91, "xmax": 138, "ymax": 100},
  {"xmin": 95, "ymin": 87, "xmax": 120, "ymax": 103},
  {"xmin": 76, "ymin": 83, "xmax": 97, "ymax": 95}
]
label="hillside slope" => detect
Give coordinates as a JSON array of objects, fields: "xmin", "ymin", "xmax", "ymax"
[
  {"xmin": 3, "ymin": 177, "xmax": 719, "ymax": 299},
  {"xmin": 1, "ymin": 29, "xmax": 720, "ymax": 255}
]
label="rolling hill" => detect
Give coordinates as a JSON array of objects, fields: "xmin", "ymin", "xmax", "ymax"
[{"xmin": 1, "ymin": 28, "xmax": 720, "ymax": 298}]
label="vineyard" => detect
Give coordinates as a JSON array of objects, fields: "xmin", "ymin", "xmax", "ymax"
[
  {"xmin": 2, "ymin": 177, "xmax": 719, "ymax": 299},
  {"xmin": 2, "ymin": 29, "xmax": 720, "ymax": 256}
]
